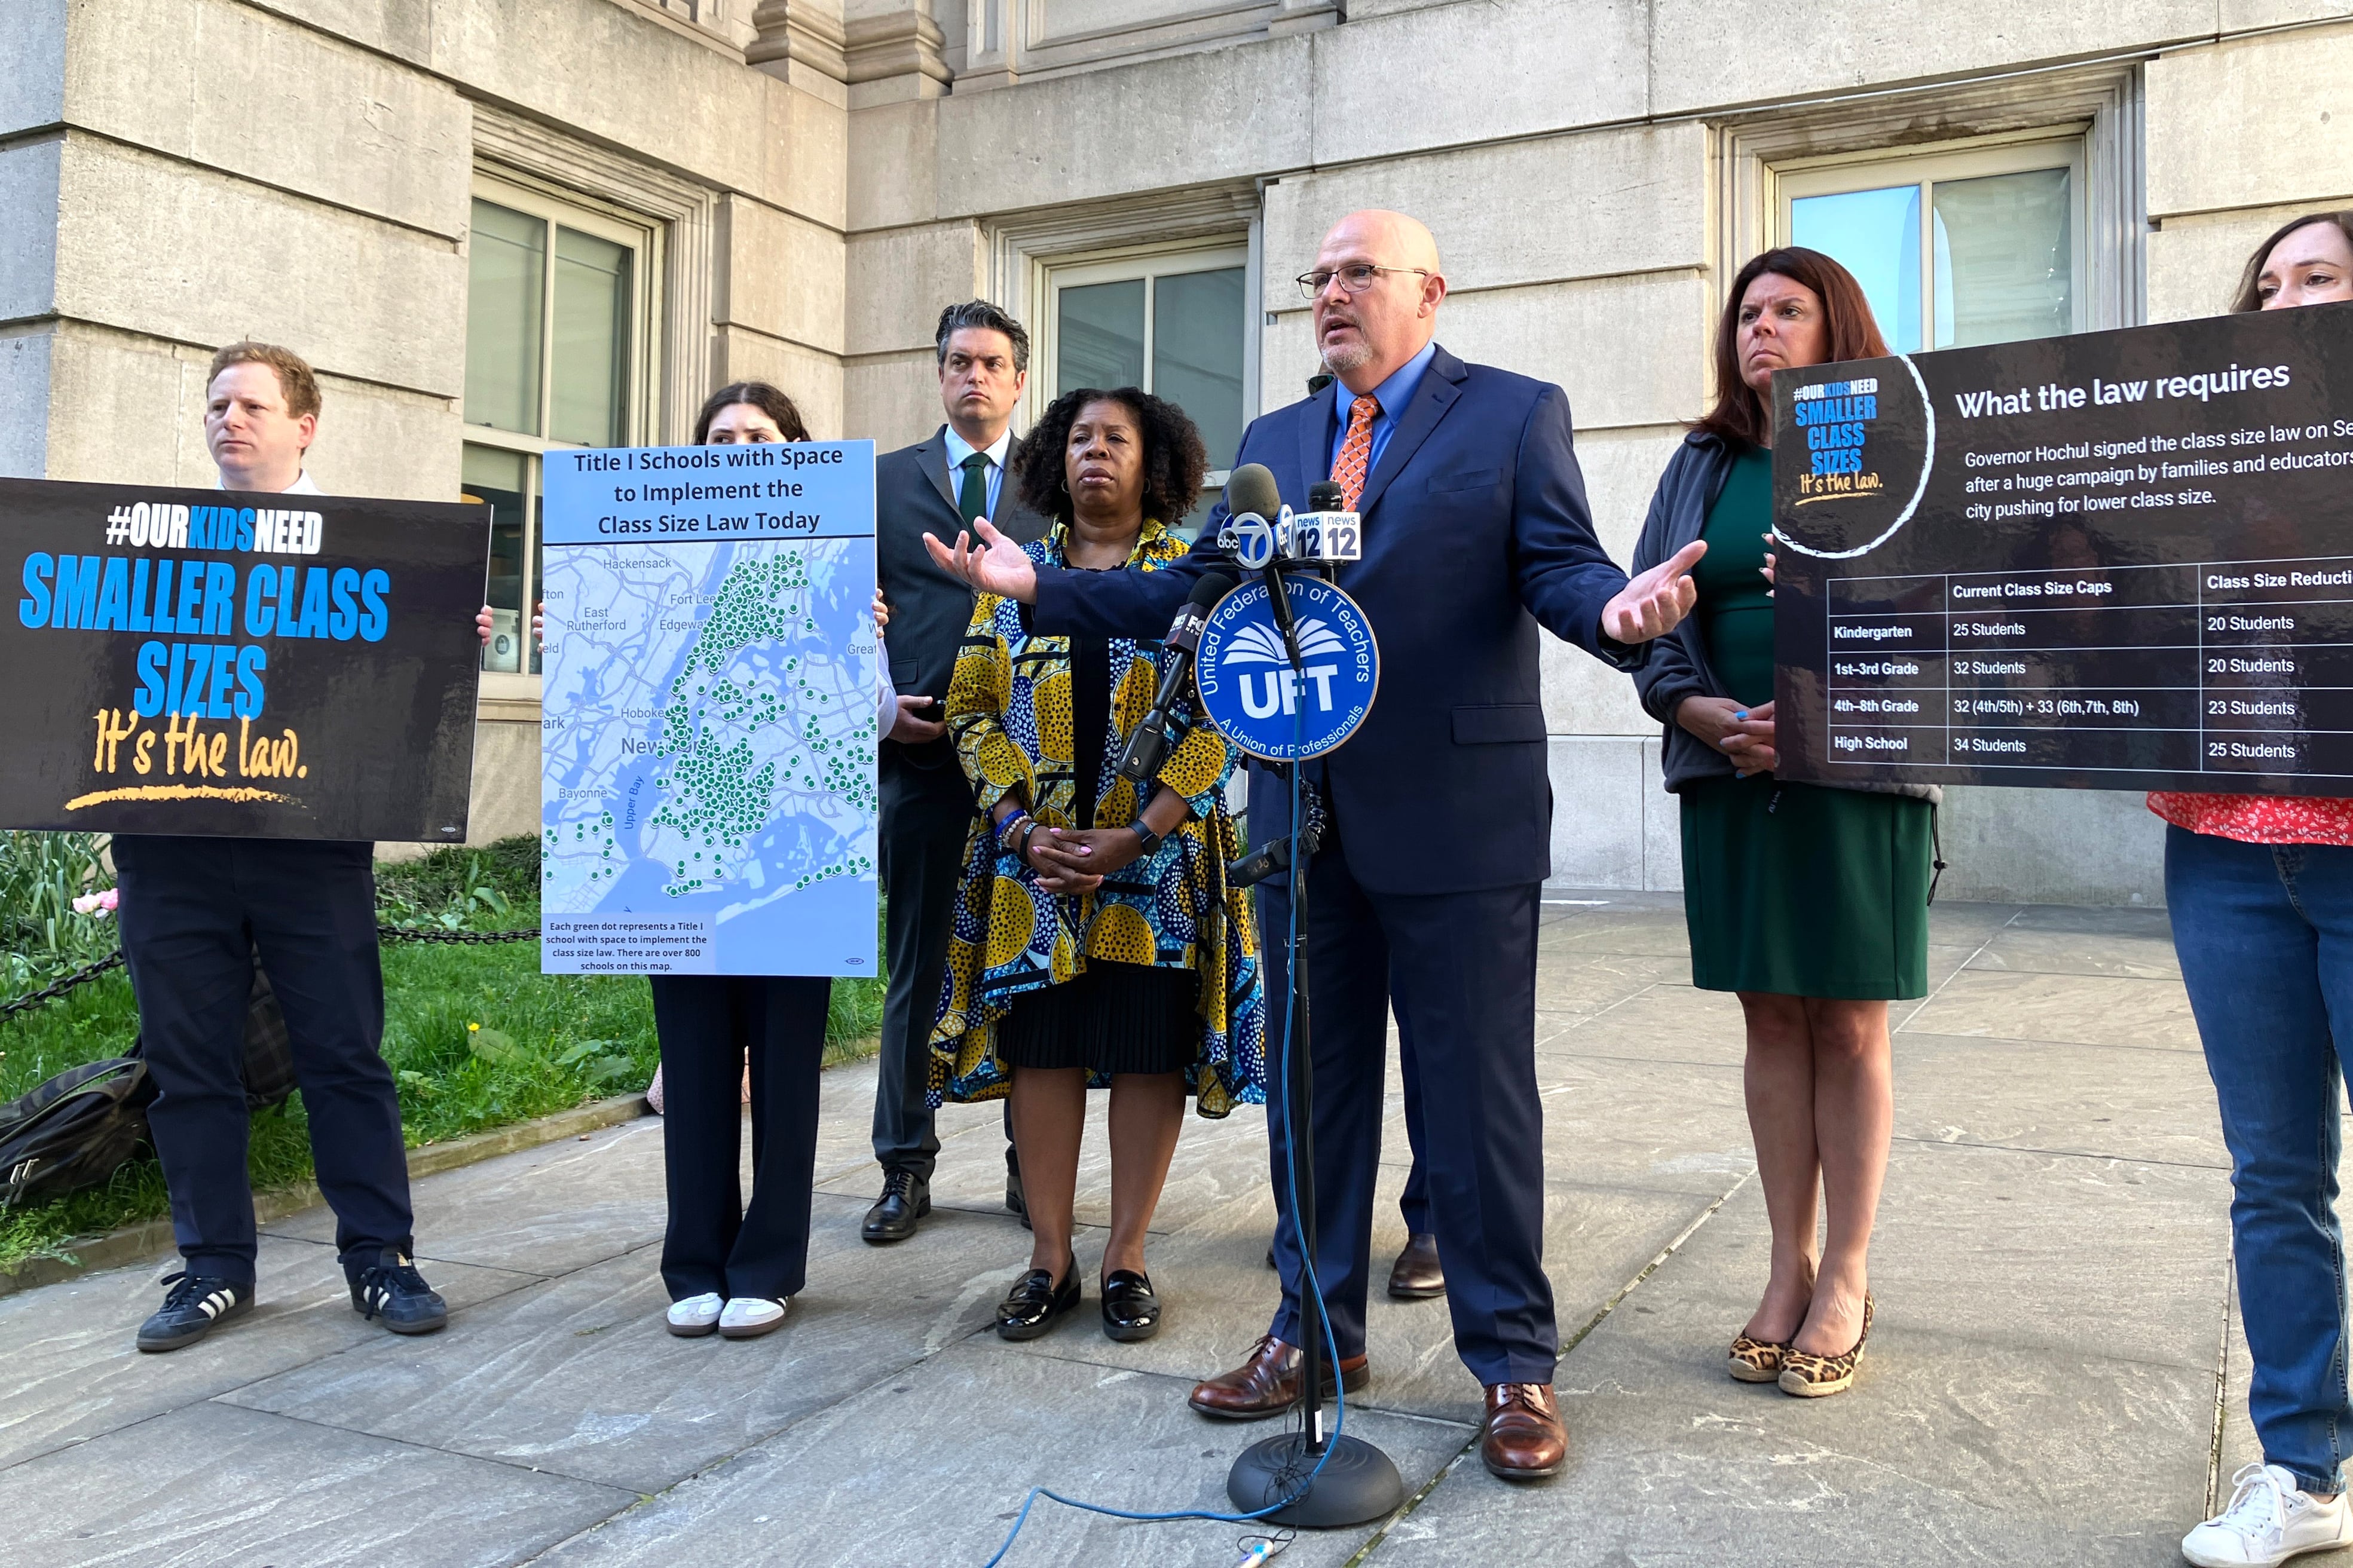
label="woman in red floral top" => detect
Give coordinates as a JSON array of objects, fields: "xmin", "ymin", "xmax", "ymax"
[{"xmin": 2170, "ymin": 213, "xmax": 2353, "ymax": 1568}]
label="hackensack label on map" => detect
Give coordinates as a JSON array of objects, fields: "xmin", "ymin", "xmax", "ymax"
[{"xmin": 538, "ymin": 441, "xmax": 878, "ymax": 976}]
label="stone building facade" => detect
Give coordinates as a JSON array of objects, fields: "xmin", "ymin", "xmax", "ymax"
[{"xmin": 5, "ymin": 0, "xmax": 2348, "ymax": 902}]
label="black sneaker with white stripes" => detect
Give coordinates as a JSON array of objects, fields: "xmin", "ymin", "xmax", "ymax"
[
  {"xmin": 136, "ymin": 1271, "xmax": 254, "ymax": 1352},
  {"xmin": 348, "ymin": 1248, "xmax": 448, "ymax": 1335}
]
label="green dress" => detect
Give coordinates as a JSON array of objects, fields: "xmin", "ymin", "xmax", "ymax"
[{"xmin": 1678, "ymin": 445, "xmax": 1933, "ymax": 1000}]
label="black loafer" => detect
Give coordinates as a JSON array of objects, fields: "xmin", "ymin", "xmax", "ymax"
[
  {"xmin": 1005, "ymin": 1149, "xmax": 1030, "ymax": 1230},
  {"xmin": 995, "ymin": 1257, "xmax": 1079, "ymax": 1340},
  {"xmin": 1100, "ymin": 1269, "xmax": 1161, "ymax": 1342},
  {"xmin": 862, "ymin": 1170, "xmax": 930, "ymax": 1245}
]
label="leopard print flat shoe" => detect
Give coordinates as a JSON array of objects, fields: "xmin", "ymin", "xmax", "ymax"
[
  {"xmin": 1778, "ymin": 1293, "xmax": 1874, "ymax": 1398},
  {"xmin": 1727, "ymin": 1334, "xmax": 1786, "ymax": 1383}
]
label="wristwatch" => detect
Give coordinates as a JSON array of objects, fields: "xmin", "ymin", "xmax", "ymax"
[{"xmin": 1128, "ymin": 819, "xmax": 1165, "ymax": 858}]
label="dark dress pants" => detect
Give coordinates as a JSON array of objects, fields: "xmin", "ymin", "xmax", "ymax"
[
  {"xmin": 651, "ymin": 973, "xmax": 830, "ymax": 1301},
  {"xmin": 112, "ymin": 835, "xmax": 408, "ymax": 1287},
  {"xmin": 1260, "ymin": 837, "xmax": 1556, "ymax": 1386},
  {"xmin": 1397, "ymin": 1027, "xmax": 1431, "ymax": 1234},
  {"xmin": 873, "ymin": 751, "xmax": 975, "ymax": 1179}
]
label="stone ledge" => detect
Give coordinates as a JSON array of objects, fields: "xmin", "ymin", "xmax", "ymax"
[{"xmin": 0, "ymin": 1092, "xmax": 651, "ymax": 1299}]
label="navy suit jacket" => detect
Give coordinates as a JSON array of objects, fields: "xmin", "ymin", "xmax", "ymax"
[{"xmin": 1030, "ymin": 344, "xmax": 1639, "ymax": 896}]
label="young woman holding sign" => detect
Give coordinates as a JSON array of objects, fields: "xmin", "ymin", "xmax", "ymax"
[
  {"xmin": 2165, "ymin": 212, "xmax": 2353, "ymax": 1568},
  {"xmin": 519, "ymin": 381, "xmax": 929, "ymax": 1345},
  {"xmin": 1628, "ymin": 249, "xmax": 1935, "ymax": 1401}
]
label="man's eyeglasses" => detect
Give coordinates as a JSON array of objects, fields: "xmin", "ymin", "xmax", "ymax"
[{"xmin": 1296, "ymin": 264, "xmax": 1431, "ymax": 301}]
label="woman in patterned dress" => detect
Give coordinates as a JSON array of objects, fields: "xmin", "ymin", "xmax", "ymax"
[{"xmin": 931, "ymin": 386, "xmax": 1265, "ymax": 1346}]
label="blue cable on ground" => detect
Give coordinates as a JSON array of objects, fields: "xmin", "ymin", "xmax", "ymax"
[{"xmin": 981, "ymin": 621, "xmax": 1340, "ymax": 1566}]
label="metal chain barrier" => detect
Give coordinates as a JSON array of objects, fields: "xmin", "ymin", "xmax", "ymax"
[
  {"xmin": 0, "ymin": 951, "xmax": 128, "ymax": 1021},
  {"xmin": 0, "ymin": 925, "xmax": 542, "ymax": 1019},
  {"xmin": 375, "ymin": 924, "xmax": 541, "ymax": 946}
]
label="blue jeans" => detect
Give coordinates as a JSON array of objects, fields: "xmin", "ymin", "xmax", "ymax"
[{"xmin": 2168, "ymin": 823, "xmax": 2353, "ymax": 1494}]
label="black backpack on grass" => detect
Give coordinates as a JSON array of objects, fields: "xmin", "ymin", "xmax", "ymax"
[
  {"xmin": 0, "ymin": 954, "xmax": 295, "ymax": 1211},
  {"xmin": 0, "ymin": 1055, "xmax": 152, "ymax": 1211}
]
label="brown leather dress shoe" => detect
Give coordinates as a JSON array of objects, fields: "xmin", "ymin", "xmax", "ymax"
[
  {"xmin": 1480, "ymin": 1383, "xmax": 1566, "ymax": 1480},
  {"xmin": 1188, "ymin": 1334, "xmax": 1370, "ymax": 1420},
  {"xmin": 1386, "ymin": 1233, "xmax": 1444, "ymax": 1299}
]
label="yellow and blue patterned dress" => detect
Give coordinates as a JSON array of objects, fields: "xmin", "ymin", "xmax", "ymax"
[{"xmin": 928, "ymin": 519, "xmax": 1265, "ymax": 1116}]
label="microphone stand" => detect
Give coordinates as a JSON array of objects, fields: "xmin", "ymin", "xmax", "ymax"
[{"xmin": 1227, "ymin": 560, "xmax": 1405, "ymax": 1530}]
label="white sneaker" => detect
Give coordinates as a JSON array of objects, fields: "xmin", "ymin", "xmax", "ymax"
[
  {"xmin": 2184, "ymin": 1463, "xmax": 2353, "ymax": 1567},
  {"xmin": 665, "ymin": 1293, "xmax": 724, "ymax": 1337},
  {"xmin": 718, "ymin": 1297, "xmax": 789, "ymax": 1339}
]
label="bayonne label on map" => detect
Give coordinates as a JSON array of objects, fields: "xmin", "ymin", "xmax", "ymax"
[{"xmin": 537, "ymin": 442, "xmax": 879, "ymax": 976}]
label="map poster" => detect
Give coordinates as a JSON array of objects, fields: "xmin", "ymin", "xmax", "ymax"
[
  {"xmin": 1772, "ymin": 301, "xmax": 2353, "ymax": 794},
  {"xmin": 538, "ymin": 441, "xmax": 879, "ymax": 977},
  {"xmin": 1, "ymin": 476, "xmax": 486, "ymax": 841}
]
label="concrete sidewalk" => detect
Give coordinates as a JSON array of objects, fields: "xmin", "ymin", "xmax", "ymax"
[{"xmin": 0, "ymin": 893, "xmax": 2285, "ymax": 1566}]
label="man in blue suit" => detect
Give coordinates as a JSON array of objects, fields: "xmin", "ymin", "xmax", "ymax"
[{"xmin": 929, "ymin": 210, "xmax": 1703, "ymax": 1479}]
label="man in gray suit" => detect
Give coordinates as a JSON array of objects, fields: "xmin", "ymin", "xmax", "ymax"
[{"xmin": 862, "ymin": 300, "xmax": 1051, "ymax": 1242}]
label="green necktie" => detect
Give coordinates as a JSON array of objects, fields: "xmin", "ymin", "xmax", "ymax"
[{"xmin": 957, "ymin": 451, "xmax": 991, "ymax": 525}]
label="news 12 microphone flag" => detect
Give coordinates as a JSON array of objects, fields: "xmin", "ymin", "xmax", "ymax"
[
  {"xmin": 1, "ymin": 477, "xmax": 489, "ymax": 841},
  {"xmin": 536, "ymin": 440, "xmax": 879, "ymax": 978}
]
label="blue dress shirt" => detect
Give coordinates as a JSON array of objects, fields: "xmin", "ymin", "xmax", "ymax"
[{"xmin": 1326, "ymin": 338, "xmax": 1440, "ymax": 480}]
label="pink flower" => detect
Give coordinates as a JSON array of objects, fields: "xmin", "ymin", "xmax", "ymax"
[{"xmin": 74, "ymin": 887, "xmax": 118, "ymax": 917}]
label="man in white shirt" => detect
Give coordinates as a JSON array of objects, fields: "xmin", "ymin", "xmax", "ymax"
[{"xmin": 120, "ymin": 341, "xmax": 448, "ymax": 1352}]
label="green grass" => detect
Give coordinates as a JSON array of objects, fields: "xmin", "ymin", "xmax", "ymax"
[{"xmin": 0, "ymin": 837, "xmax": 888, "ymax": 1274}]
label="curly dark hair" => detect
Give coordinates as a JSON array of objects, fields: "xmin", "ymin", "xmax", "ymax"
[{"xmin": 1012, "ymin": 387, "xmax": 1208, "ymax": 528}]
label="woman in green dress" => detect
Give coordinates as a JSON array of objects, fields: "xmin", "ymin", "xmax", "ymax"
[{"xmin": 1629, "ymin": 247, "xmax": 1935, "ymax": 1400}]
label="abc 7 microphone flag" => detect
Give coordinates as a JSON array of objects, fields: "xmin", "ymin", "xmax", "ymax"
[{"xmin": 1189, "ymin": 467, "xmax": 1379, "ymax": 762}]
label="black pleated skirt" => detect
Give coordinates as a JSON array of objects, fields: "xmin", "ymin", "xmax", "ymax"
[{"xmin": 997, "ymin": 960, "xmax": 1199, "ymax": 1077}]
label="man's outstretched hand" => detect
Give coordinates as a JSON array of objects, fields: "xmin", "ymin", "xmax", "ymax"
[
  {"xmin": 923, "ymin": 517, "xmax": 1039, "ymax": 605},
  {"xmin": 1601, "ymin": 540, "xmax": 1706, "ymax": 644}
]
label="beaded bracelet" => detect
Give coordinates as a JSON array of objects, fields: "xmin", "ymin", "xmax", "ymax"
[{"xmin": 995, "ymin": 811, "xmax": 1032, "ymax": 849}]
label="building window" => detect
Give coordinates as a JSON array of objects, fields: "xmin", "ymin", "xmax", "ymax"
[
  {"xmin": 1777, "ymin": 135, "xmax": 2086, "ymax": 353},
  {"xmin": 462, "ymin": 176, "xmax": 657, "ymax": 674},
  {"xmin": 1035, "ymin": 242, "xmax": 1250, "ymax": 528}
]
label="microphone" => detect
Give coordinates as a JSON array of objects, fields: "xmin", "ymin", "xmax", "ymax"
[
  {"xmin": 1222, "ymin": 464, "xmax": 1303, "ymax": 667},
  {"xmin": 1307, "ymin": 481, "xmax": 1343, "ymax": 510},
  {"xmin": 1115, "ymin": 569, "xmax": 1239, "ymax": 783}
]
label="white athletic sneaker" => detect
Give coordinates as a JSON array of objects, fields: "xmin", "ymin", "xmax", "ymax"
[
  {"xmin": 2184, "ymin": 1463, "xmax": 2353, "ymax": 1567},
  {"xmin": 665, "ymin": 1293, "xmax": 724, "ymax": 1337},
  {"xmin": 718, "ymin": 1297, "xmax": 789, "ymax": 1339}
]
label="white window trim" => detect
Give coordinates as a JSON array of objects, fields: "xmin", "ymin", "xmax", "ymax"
[
  {"xmin": 466, "ymin": 170, "xmax": 663, "ymax": 458},
  {"xmin": 1033, "ymin": 238, "xmax": 1253, "ymax": 491},
  {"xmin": 1774, "ymin": 130, "xmax": 2092, "ymax": 350},
  {"xmin": 464, "ymin": 169, "xmax": 666, "ymax": 704},
  {"xmin": 986, "ymin": 182, "xmax": 1263, "ymax": 437},
  {"xmin": 1716, "ymin": 62, "xmax": 2146, "ymax": 338}
]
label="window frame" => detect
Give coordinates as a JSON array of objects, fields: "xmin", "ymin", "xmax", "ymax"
[
  {"xmin": 463, "ymin": 172, "xmax": 663, "ymax": 696},
  {"xmin": 1030, "ymin": 237, "xmax": 1256, "ymax": 497},
  {"xmin": 1773, "ymin": 130, "xmax": 2091, "ymax": 352}
]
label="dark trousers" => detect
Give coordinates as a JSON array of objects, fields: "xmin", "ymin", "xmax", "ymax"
[
  {"xmin": 1261, "ymin": 839, "xmax": 1556, "ymax": 1386},
  {"xmin": 112, "ymin": 835, "xmax": 408, "ymax": 1287},
  {"xmin": 1397, "ymin": 1028, "xmax": 1431, "ymax": 1235},
  {"xmin": 651, "ymin": 973, "xmax": 830, "ymax": 1302},
  {"xmin": 873, "ymin": 752, "xmax": 975, "ymax": 1180}
]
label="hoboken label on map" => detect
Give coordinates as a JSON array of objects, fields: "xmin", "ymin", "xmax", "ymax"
[
  {"xmin": 538, "ymin": 442, "xmax": 879, "ymax": 976},
  {"xmin": 1773, "ymin": 301, "xmax": 2353, "ymax": 794}
]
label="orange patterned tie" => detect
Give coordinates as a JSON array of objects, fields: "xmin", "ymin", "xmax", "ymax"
[{"xmin": 1330, "ymin": 394, "xmax": 1381, "ymax": 512}]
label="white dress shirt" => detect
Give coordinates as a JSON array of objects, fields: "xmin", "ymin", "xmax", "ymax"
[{"xmin": 943, "ymin": 425, "xmax": 1013, "ymax": 521}]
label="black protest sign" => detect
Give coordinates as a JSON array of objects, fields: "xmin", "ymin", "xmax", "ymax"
[
  {"xmin": 2, "ymin": 478, "xmax": 486, "ymax": 840},
  {"xmin": 1772, "ymin": 301, "xmax": 2353, "ymax": 794}
]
